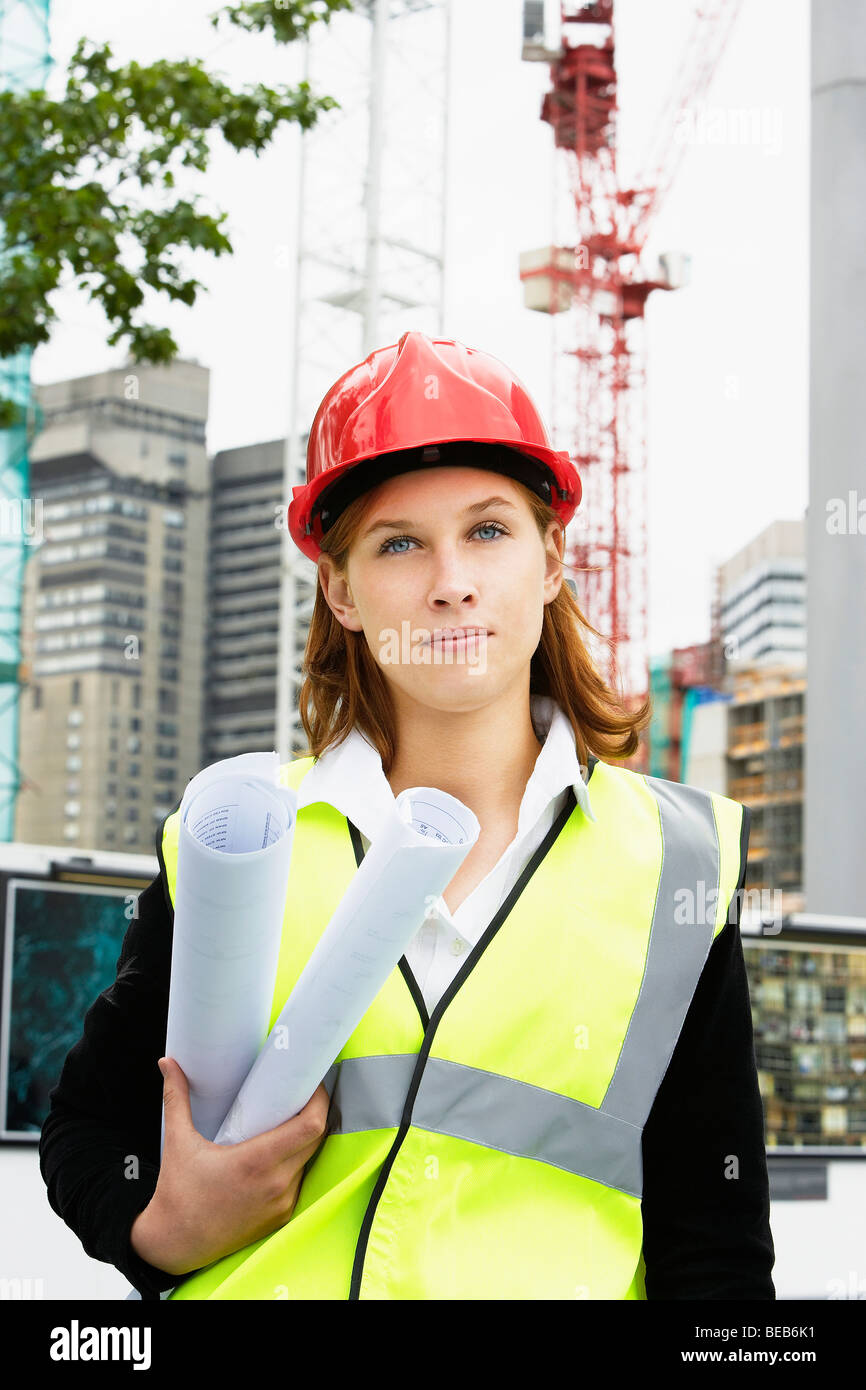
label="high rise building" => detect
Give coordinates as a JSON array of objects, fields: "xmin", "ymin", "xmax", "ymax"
[
  {"xmin": 15, "ymin": 360, "xmax": 209, "ymax": 851},
  {"xmin": 206, "ymin": 437, "xmax": 310, "ymax": 764},
  {"xmin": 718, "ymin": 518, "xmax": 805, "ymax": 669}
]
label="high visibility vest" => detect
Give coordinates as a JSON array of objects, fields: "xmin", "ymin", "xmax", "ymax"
[{"xmin": 157, "ymin": 754, "xmax": 748, "ymax": 1300}]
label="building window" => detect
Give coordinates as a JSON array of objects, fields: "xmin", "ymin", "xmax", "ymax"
[
  {"xmin": 133, "ymin": 683, "xmax": 142, "ymax": 710},
  {"xmin": 71, "ymin": 678, "xmax": 81, "ymax": 705},
  {"xmin": 746, "ymin": 940, "xmax": 866, "ymax": 1147},
  {"xmin": 32, "ymin": 685, "xmax": 42, "ymax": 710}
]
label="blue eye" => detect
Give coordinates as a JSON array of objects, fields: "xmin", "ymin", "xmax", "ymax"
[{"xmin": 376, "ymin": 521, "xmax": 508, "ymax": 556}]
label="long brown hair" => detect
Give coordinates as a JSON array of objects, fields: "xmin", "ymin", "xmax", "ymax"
[{"xmin": 297, "ymin": 477, "xmax": 652, "ymax": 774}]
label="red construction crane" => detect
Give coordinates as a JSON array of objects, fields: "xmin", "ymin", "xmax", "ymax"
[{"xmin": 520, "ymin": 0, "xmax": 743, "ymax": 769}]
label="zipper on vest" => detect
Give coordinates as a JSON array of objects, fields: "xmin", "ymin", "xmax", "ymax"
[{"xmin": 346, "ymin": 782, "xmax": 579, "ymax": 1299}]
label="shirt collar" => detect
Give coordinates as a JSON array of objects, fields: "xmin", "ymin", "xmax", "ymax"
[
  {"xmin": 523, "ymin": 694, "xmax": 597, "ymax": 828},
  {"xmin": 295, "ymin": 695, "xmax": 596, "ymax": 841},
  {"xmin": 294, "ymin": 722, "xmax": 396, "ymax": 845}
]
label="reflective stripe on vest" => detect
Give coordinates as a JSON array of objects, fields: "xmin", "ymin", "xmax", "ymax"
[
  {"xmin": 156, "ymin": 755, "xmax": 748, "ymax": 1299},
  {"xmin": 321, "ymin": 1053, "xmax": 644, "ymax": 1197}
]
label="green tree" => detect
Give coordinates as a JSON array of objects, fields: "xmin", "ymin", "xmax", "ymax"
[{"xmin": 0, "ymin": 0, "xmax": 354, "ymax": 427}]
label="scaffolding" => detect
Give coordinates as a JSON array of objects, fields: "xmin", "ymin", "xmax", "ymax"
[
  {"xmin": 276, "ymin": 0, "xmax": 452, "ymax": 761},
  {"xmin": 0, "ymin": 0, "xmax": 53, "ymax": 839},
  {"xmin": 744, "ymin": 926, "xmax": 866, "ymax": 1150},
  {"xmin": 726, "ymin": 663, "xmax": 806, "ymax": 907}
]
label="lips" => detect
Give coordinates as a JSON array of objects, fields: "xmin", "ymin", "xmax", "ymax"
[{"xmin": 420, "ymin": 627, "xmax": 490, "ymax": 647}]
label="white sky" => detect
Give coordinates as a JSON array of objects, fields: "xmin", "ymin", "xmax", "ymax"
[{"xmin": 34, "ymin": 0, "xmax": 810, "ymax": 661}]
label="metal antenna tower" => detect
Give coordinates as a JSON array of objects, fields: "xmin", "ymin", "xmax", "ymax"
[{"xmin": 277, "ymin": 0, "xmax": 453, "ymax": 762}]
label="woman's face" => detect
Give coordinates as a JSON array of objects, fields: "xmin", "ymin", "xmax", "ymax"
[{"xmin": 317, "ymin": 466, "xmax": 564, "ymax": 716}]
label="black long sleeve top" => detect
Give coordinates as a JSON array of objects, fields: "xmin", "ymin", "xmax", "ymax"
[{"xmin": 38, "ymin": 815, "xmax": 776, "ymax": 1301}]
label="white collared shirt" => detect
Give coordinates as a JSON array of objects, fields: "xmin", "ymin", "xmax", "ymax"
[{"xmin": 295, "ymin": 694, "xmax": 596, "ymax": 1015}]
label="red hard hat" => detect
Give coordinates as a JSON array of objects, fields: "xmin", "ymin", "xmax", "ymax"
[{"xmin": 287, "ymin": 330, "xmax": 582, "ymax": 561}]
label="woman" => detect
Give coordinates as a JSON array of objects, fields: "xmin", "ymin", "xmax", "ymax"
[{"xmin": 40, "ymin": 331, "xmax": 775, "ymax": 1300}]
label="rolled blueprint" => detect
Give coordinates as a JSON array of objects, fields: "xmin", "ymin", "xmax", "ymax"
[
  {"xmin": 161, "ymin": 751, "xmax": 298, "ymax": 1148},
  {"xmin": 213, "ymin": 786, "xmax": 480, "ymax": 1144}
]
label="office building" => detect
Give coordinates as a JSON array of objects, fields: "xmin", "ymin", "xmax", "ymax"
[{"xmin": 15, "ymin": 360, "xmax": 209, "ymax": 850}]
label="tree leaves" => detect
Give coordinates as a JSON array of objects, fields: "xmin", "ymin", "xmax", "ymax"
[
  {"xmin": 211, "ymin": 0, "xmax": 354, "ymax": 46},
  {"xmin": 0, "ymin": 1, "xmax": 353, "ymax": 423}
]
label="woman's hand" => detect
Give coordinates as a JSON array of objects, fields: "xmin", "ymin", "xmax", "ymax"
[{"xmin": 129, "ymin": 1055, "xmax": 330, "ymax": 1278}]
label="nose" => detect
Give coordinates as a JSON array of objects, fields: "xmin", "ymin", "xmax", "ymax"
[{"xmin": 425, "ymin": 545, "xmax": 481, "ymax": 611}]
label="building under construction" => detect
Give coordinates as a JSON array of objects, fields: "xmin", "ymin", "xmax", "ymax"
[{"xmin": 727, "ymin": 663, "xmax": 805, "ymax": 910}]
